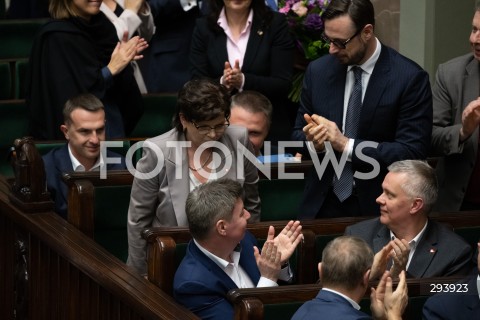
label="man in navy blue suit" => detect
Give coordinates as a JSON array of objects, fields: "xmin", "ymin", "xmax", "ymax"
[
  {"xmin": 43, "ymin": 94, "xmax": 126, "ymax": 219},
  {"xmin": 292, "ymin": 236, "xmax": 408, "ymax": 320},
  {"xmin": 423, "ymin": 242, "xmax": 480, "ymax": 319},
  {"xmin": 292, "ymin": 0, "xmax": 432, "ymax": 219},
  {"xmin": 173, "ymin": 178, "xmax": 303, "ymax": 320}
]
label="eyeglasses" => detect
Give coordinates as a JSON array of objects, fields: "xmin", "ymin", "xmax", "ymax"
[
  {"xmin": 321, "ymin": 29, "xmax": 362, "ymax": 49},
  {"xmin": 191, "ymin": 119, "xmax": 230, "ymax": 135}
]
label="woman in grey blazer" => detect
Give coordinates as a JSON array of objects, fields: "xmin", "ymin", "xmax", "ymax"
[{"xmin": 127, "ymin": 79, "xmax": 261, "ymax": 275}]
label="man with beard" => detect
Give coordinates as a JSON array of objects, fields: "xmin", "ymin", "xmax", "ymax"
[{"xmin": 292, "ymin": 0, "xmax": 432, "ymax": 219}]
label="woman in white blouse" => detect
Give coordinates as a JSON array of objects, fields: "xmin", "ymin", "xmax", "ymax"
[{"xmin": 101, "ymin": 0, "xmax": 155, "ymax": 93}]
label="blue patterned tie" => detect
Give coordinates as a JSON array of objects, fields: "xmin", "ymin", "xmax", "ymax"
[
  {"xmin": 266, "ymin": 0, "xmax": 278, "ymax": 11},
  {"xmin": 333, "ymin": 66, "xmax": 363, "ymax": 202}
]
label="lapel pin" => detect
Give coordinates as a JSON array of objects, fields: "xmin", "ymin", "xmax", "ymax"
[
  {"xmin": 429, "ymin": 248, "xmax": 436, "ymax": 254},
  {"xmin": 257, "ymin": 30, "xmax": 263, "ymax": 36}
]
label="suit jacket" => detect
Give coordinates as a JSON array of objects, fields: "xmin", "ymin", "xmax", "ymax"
[
  {"xmin": 126, "ymin": 125, "xmax": 261, "ymax": 275},
  {"xmin": 173, "ymin": 232, "xmax": 261, "ymax": 320},
  {"xmin": 345, "ymin": 218, "xmax": 472, "ymax": 278},
  {"xmin": 42, "ymin": 144, "xmax": 126, "ymax": 219},
  {"xmin": 190, "ymin": 11, "xmax": 294, "ymax": 142},
  {"xmin": 292, "ymin": 289, "xmax": 371, "ymax": 320},
  {"xmin": 422, "ymin": 273, "xmax": 480, "ymax": 320},
  {"xmin": 140, "ymin": 0, "xmax": 204, "ymax": 92},
  {"xmin": 430, "ymin": 53, "xmax": 480, "ymax": 211},
  {"xmin": 292, "ymin": 43, "xmax": 432, "ymax": 219}
]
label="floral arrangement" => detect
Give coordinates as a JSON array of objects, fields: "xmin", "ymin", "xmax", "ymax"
[{"xmin": 279, "ymin": 0, "xmax": 331, "ymax": 102}]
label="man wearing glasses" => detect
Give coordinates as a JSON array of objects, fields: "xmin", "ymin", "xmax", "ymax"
[
  {"xmin": 292, "ymin": 0, "xmax": 432, "ymax": 219},
  {"xmin": 127, "ymin": 79, "xmax": 261, "ymax": 276}
]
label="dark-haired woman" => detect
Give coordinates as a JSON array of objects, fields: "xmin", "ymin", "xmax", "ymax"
[
  {"xmin": 127, "ymin": 78, "xmax": 261, "ymax": 275},
  {"xmin": 190, "ymin": 0, "xmax": 295, "ymax": 143}
]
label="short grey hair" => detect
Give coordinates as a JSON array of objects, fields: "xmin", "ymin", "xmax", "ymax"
[
  {"xmin": 387, "ymin": 160, "xmax": 438, "ymax": 214},
  {"xmin": 186, "ymin": 179, "xmax": 244, "ymax": 241}
]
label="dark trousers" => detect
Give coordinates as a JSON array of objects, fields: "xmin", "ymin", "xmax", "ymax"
[{"xmin": 316, "ymin": 187, "xmax": 362, "ymax": 218}]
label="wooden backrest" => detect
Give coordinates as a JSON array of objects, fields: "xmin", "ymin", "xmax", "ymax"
[
  {"xmin": 429, "ymin": 211, "xmax": 480, "ymax": 249},
  {"xmin": 1, "ymin": 138, "xmax": 199, "ymax": 319},
  {"xmin": 226, "ymin": 276, "xmax": 467, "ymax": 320},
  {"xmin": 134, "ymin": 211, "xmax": 480, "ymax": 292},
  {"xmin": 63, "ymin": 170, "xmax": 134, "ymax": 262},
  {"xmin": 61, "ymin": 160, "xmax": 314, "ymax": 237},
  {"xmin": 297, "ymin": 213, "xmax": 480, "ymax": 283},
  {"xmin": 142, "ymin": 222, "xmax": 315, "ymax": 296}
]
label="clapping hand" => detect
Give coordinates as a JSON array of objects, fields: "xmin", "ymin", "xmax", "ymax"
[
  {"xmin": 254, "ymin": 241, "xmax": 281, "ymax": 282},
  {"xmin": 370, "ymin": 239, "xmax": 410, "ymax": 280},
  {"xmin": 108, "ymin": 31, "xmax": 148, "ymax": 75},
  {"xmin": 371, "ymin": 270, "xmax": 408, "ymax": 320},
  {"xmin": 265, "ymin": 220, "xmax": 303, "ymax": 265},
  {"xmin": 303, "ymin": 114, "xmax": 348, "ymax": 153},
  {"xmin": 222, "ymin": 60, "xmax": 243, "ymax": 90}
]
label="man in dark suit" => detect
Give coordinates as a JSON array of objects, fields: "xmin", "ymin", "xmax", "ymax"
[
  {"xmin": 43, "ymin": 94, "xmax": 126, "ymax": 219},
  {"xmin": 292, "ymin": 0, "xmax": 432, "ymax": 219},
  {"xmin": 173, "ymin": 179, "xmax": 303, "ymax": 320},
  {"xmin": 423, "ymin": 242, "xmax": 480, "ymax": 319},
  {"xmin": 345, "ymin": 160, "xmax": 473, "ymax": 278},
  {"xmin": 292, "ymin": 236, "xmax": 408, "ymax": 320}
]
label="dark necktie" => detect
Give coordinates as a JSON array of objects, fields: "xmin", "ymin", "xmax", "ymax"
[{"xmin": 333, "ymin": 66, "xmax": 363, "ymax": 202}]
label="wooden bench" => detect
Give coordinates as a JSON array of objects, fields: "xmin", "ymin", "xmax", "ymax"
[
  {"xmin": 143, "ymin": 212, "xmax": 480, "ymax": 291},
  {"xmin": 226, "ymin": 276, "xmax": 467, "ymax": 320},
  {"xmin": 297, "ymin": 212, "xmax": 480, "ymax": 282},
  {"xmin": 1, "ymin": 137, "xmax": 199, "ymax": 319},
  {"xmin": 63, "ymin": 170, "xmax": 134, "ymax": 262},
  {"xmin": 142, "ymin": 222, "xmax": 314, "ymax": 296}
]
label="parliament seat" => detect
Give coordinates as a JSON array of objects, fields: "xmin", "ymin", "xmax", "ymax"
[
  {"xmin": 258, "ymin": 178, "xmax": 305, "ymax": 221},
  {"xmin": 298, "ymin": 213, "xmax": 480, "ymax": 283},
  {"xmin": 0, "ymin": 61, "xmax": 11, "ymax": 99},
  {"xmin": 256, "ymin": 160, "xmax": 312, "ymax": 221},
  {"xmin": 142, "ymin": 222, "xmax": 314, "ymax": 296},
  {"xmin": 0, "ymin": 18, "xmax": 46, "ymax": 100},
  {"xmin": 129, "ymin": 93, "xmax": 177, "ymax": 138},
  {"xmin": 0, "ymin": 18, "xmax": 46, "ymax": 59},
  {"xmin": 0, "ymin": 100, "xmax": 28, "ymax": 176},
  {"xmin": 226, "ymin": 276, "xmax": 466, "ymax": 320},
  {"xmin": 14, "ymin": 59, "xmax": 28, "ymax": 99},
  {"xmin": 63, "ymin": 170, "xmax": 134, "ymax": 262}
]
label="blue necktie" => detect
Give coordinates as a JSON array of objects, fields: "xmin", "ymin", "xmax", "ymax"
[
  {"xmin": 333, "ymin": 66, "xmax": 363, "ymax": 202},
  {"xmin": 266, "ymin": 0, "xmax": 277, "ymax": 11}
]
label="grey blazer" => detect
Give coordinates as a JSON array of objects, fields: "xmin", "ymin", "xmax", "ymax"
[
  {"xmin": 345, "ymin": 218, "xmax": 472, "ymax": 278},
  {"xmin": 430, "ymin": 53, "xmax": 480, "ymax": 211},
  {"xmin": 127, "ymin": 125, "xmax": 261, "ymax": 274}
]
